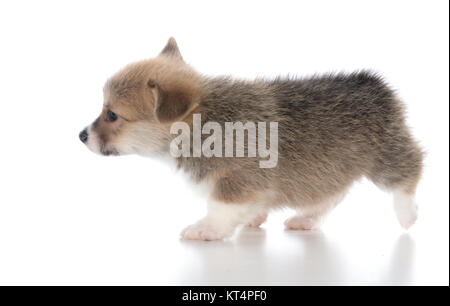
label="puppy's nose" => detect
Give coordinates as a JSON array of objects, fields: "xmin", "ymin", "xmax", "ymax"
[{"xmin": 79, "ymin": 129, "xmax": 88, "ymax": 143}]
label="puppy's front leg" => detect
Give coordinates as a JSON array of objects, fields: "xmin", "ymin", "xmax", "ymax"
[{"xmin": 181, "ymin": 200, "xmax": 259, "ymax": 241}]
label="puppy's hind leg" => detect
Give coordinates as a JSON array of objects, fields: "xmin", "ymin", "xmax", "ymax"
[
  {"xmin": 284, "ymin": 192, "xmax": 346, "ymax": 230},
  {"xmin": 246, "ymin": 212, "xmax": 268, "ymax": 228},
  {"xmin": 368, "ymin": 133, "xmax": 423, "ymax": 229},
  {"xmin": 284, "ymin": 213, "xmax": 323, "ymax": 230}
]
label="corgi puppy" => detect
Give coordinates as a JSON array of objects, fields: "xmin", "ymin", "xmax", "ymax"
[{"xmin": 80, "ymin": 37, "xmax": 423, "ymax": 240}]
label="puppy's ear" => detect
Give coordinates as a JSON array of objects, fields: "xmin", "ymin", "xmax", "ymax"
[
  {"xmin": 159, "ymin": 37, "xmax": 183, "ymax": 60},
  {"xmin": 149, "ymin": 80, "xmax": 193, "ymax": 123}
]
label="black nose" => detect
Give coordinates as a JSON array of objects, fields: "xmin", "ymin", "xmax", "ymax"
[{"xmin": 79, "ymin": 129, "xmax": 88, "ymax": 143}]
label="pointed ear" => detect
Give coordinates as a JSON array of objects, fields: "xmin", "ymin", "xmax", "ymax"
[
  {"xmin": 149, "ymin": 80, "xmax": 193, "ymax": 123},
  {"xmin": 159, "ymin": 37, "xmax": 183, "ymax": 60}
]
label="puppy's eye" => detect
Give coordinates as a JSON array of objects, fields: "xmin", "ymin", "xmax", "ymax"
[{"xmin": 106, "ymin": 110, "xmax": 118, "ymax": 122}]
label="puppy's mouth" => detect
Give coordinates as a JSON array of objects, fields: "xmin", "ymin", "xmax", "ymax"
[{"xmin": 101, "ymin": 148, "xmax": 120, "ymax": 156}]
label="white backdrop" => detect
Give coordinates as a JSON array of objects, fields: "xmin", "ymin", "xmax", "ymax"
[{"xmin": 0, "ymin": 0, "xmax": 448, "ymax": 285}]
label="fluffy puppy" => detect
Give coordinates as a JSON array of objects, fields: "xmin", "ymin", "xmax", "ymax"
[{"xmin": 80, "ymin": 37, "xmax": 423, "ymax": 240}]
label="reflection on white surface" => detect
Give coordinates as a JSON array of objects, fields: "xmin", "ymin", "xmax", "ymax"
[{"xmin": 171, "ymin": 227, "xmax": 417, "ymax": 285}]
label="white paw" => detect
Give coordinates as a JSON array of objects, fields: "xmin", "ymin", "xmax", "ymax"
[
  {"xmin": 284, "ymin": 216, "xmax": 320, "ymax": 230},
  {"xmin": 394, "ymin": 191, "xmax": 418, "ymax": 230},
  {"xmin": 397, "ymin": 204, "xmax": 418, "ymax": 229},
  {"xmin": 246, "ymin": 213, "xmax": 268, "ymax": 228},
  {"xmin": 181, "ymin": 221, "xmax": 234, "ymax": 241}
]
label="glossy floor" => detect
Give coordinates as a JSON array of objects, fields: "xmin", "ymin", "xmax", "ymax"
[{"xmin": 0, "ymin": 177, "xmax": 447, "ymax": 285}]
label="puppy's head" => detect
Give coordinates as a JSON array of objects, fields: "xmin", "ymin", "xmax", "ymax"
[{"xmin": 79, "ymin": 37, "xmax": 202, "ymax": 157}]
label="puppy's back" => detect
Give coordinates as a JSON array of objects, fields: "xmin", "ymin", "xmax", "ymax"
[{"xmin": 269, "ymin": 71, "xmax": 423, "ymax": 202}]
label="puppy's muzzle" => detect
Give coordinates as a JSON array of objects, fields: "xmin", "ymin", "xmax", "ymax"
[{"xmin": 79, "ymin": 128, "xmax": 88, "ymax": 143}]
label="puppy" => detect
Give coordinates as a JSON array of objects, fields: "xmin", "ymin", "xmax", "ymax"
[{"xmin": 80, "ymin": 37, "xmax": 423, "ymax": 240}]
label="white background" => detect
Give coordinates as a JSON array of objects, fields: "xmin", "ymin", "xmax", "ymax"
[{"xmin": 0, "ymin": 0, "xmax": 448, "ymax": 285}]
